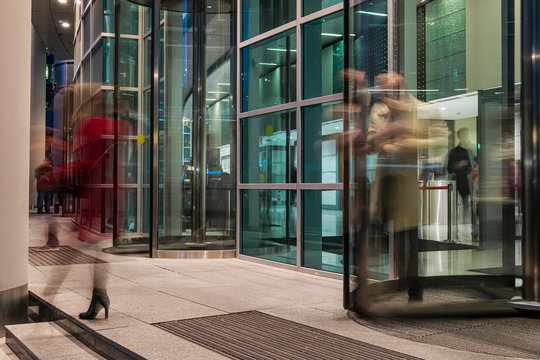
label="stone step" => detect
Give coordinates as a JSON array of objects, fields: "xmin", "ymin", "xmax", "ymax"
[
  {"xmin": 0, "ymin": 336, "xmax": 19, "ymax": 360},
  {"xmin": 27, "ymin": 291, "xmax": 144, "ymax": 360},
  {"xmin": 5, "ymin": 322, "xmax": 104, "ymax": 360}
]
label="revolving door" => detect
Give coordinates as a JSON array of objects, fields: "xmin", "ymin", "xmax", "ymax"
[{"xmin": 344, "ymin": 0, "xmax": 524, "ymax": 315}]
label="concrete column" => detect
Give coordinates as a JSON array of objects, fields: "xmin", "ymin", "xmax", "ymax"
[{"xmin": 0, "ymin": 0, "xmax": 31, "ymax": 336}]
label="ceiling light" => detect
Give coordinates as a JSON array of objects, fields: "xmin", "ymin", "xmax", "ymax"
[
  {"xmin": 356, "ymin": 10, "xmax": 388, "ymax": 17},
  {"xmin": 61, "ymin": 22, "xmax": 70, "ymax": 28},
  {"xmin": 321, "ymin": 33, "xmax": 342, "ymax": 37},
  {"xmin": 259, "ymin": 62, "xmax": 279, "ymax": 66},
  {"xmin": 267, "ymin": 48, "xmax": 297, "ymax": 52},
  {"xmin": 217, "ymin": 83, "xmax": 230, "ymax": 86},
  {"xmin": 58, "ymin": 0, "xmax": 67, "ymax": 3}
]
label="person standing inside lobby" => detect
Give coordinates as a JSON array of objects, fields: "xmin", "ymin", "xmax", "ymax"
[{"xmin": 35, "ymin": 158, "xmax": 53, "ymax": 214}]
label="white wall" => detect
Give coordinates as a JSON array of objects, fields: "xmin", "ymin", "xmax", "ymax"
[
  {"xmin": 29, "ymin": 26, "xmax": 46, "ymax": 208},
  {"xmin": 0, "ymin": 0, "xmax": 31, "ymax": 292}
]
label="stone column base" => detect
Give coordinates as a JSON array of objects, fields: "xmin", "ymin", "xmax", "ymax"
[{"xmin": 0, "ymin": 284, "xmax": 27, "ymax": 337}]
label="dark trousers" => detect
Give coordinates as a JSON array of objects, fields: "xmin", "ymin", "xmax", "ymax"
[
  {"xmin": 37, "ymin": 191, "xmax": 52, "ymax": 213},
  {"xmin": 395, "ymin": 228, "xmax": 422, "ymax": 297}
]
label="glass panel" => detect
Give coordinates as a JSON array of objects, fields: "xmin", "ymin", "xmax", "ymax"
[
  {"xmin": 143, "ymin": 36, "xmax": 151, "ymax": 88},
  {"xmin": 119, "ymin": 0, "xmax": 139, "ymax": 35},
  {"xmin": 93, "ymin": 0, "xmax": 104, "ymax": 41},
  {"xmin": 346, "ymin": 0, "xmax": 522, "ymax": 311},
  {"xmin": 103, "ymin": 37, "xmax": 114, "ymax": 85},
  {"xmin": 302, "ymin": 11, "xmax": 344, "ymax": 99},
  {"xmin": 156, "ymin": 12, "xmax": 194, "ymax": 250},
  {"xmin": 82, "ymin": 58, "xmax": 90, "ymax": 100},
  {"xmin": 119, "ymin": 38, "xmax": 138, "ymax": 87},
  {"xmin": 241, "ymin": 0, "xmax": 295, "ymax": 41},
  {"xmin": 350, "ymin": 0, "xmax": 388, "ymax": 86},
  {"xmin": 205, "ymin": 8, "xmax": 236, "ymax": 241},
  {"xmin": 91, "ymin": 189, "xmax": 103, "ymax": 232},
  {"xmin": 91, "ymin": 40, "xmax": 103, "ymax": 93},
  {"xmin": 143, "ymin": 7, "xmax": 151, "ymax": 34},
  {"xmin": 241, "ymin": 189, "xmax": 297, "ymax": 264},
  {"xmin": 303, "ymin": 190, "xmax": 342, "ymax": 273},
  {"xmin": 241, "ymin": 109, "xmax": 297, "ymax": 183},
  {"xmin": 119, "ymin": 188, "xmax": 137, "ymax": 233},
  {"xmin": 83, "ymin": 15, "xmax": 91, "ymax": 54},
  {"xmin": 302, "ymin": 101, "xmax": 343, "ymax": 183},
  {"xmin": 104, "ymin": 0, "xmax": 114, "ymax": 33},
  {"xmin": 303, "ymin": 0, "xmax": 342, "ymax": 16},
  {"xmin": 241, "ymin": 29, "xmax": 296, "ymax": 112}
]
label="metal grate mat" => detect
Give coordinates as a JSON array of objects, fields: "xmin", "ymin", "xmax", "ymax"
[
  {"xmin": 29, "ymin": 246, "xmax": 107, "ymax": 266},
  {"xmin": 154, "ymin": 311, "xmax": 420, "ymax": 360}
]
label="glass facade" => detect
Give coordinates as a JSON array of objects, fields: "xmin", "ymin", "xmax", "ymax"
[
  {"xmin": 241, "ymin": 109, "xmax": 297, "ymax": 184},
  {"xmin": 241, "ymin": 0, "xmax": 295, "ymax": 40},
  {"xmin": 241, "ymin": 29, "xmax": 297, "ymax": 112},
  {"xmin": 239, "ymin": 1, "xmax": 345, "ymax": 273},
  {"xmin": 241, "ymin": 189, "xmax": 296, "ymax": 264},
  {"xmin": 64, "ymin": 0, "xmax": 540, "ymax": 316},
  {"xmin": 302, "ymin": 12, "xmax": 343, "ymax": 99}
]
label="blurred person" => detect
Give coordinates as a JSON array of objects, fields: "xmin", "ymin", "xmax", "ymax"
[
  {"xmin": 35, "ymin": 158, "xmax": 53, "ymax": 214},
  {"xmin": 366, "ymin": 73, "xmax": 446, "ymax": 303},
  {"xmin": 447, "ymin": 127, "xmax": 473, "ymax": 222},
  {"xmin": 367, "ymin": 73, "xmax": 423, "ymax": 302}
]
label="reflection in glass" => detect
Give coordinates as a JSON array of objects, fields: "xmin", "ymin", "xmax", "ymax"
[
  {"xmin": 303, "ymin": 101, "xmax": 343, "ymax": 183},
  {"xmin": 303, "ymin": 11, "xmax": 343, "ymax": 100},
  {"xmin": 104, "ymin": 0, "xmax": 114, "ymax": 33},
  {"xmin": 103, "ymin": 38, "xmax": 114, "ymax": 85},
  {"xmin": 119, "ymin": 38, "xmax": 138, "ymax": 87},
  {"xmin": 303, "ymin": 0, "xmax": 341, "ymax": 16},
  {"xmin": 241, "ymin": 29, "xmax": 296, "ymax": 112},
  {"xmin": 241, "ymin": 110, "xmax": 297, "ymax": 184},
  {"xmin": 119, "ymin": 0, "xmax": 139, "ymax": 35},
  {"xmin": 205, "ymin": 8, "xmax": 235, "ymax": 243},
  {"xmin": 241, "ymin": 0, "xmax": 295, "ymax": 41},
  {"xmin": 242, "ymin": 189, "xmax": 297, "ymax": 265},
  {"xmin": 303, "ymin": 190, "xmax": 342, "ymax": 273}
]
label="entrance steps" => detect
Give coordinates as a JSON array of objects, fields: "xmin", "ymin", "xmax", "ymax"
[
  {"xmin": 6, "ymin": 322, "xmax": 104, "ymax": 360},
  {"xmin": 4, "ymin": 292, "xmax": 144, "ymax": 360}
]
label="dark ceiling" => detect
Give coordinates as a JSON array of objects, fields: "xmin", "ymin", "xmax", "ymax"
[{"xmin": 32, "ymin": 0, "xmax": 75, "ymax": 60}]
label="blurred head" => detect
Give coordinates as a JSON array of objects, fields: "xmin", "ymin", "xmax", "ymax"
[
  {"xmin": 457, "ymin": 127, "xmax": 469, "ymax": 143},
  {"xmin": 375, "ymin": 73, "xmax": 408, "ymax": 99}
]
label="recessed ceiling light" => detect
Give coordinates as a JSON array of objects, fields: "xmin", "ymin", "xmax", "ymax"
[
  {"xmin": 61, "ymin": 22, "xmax": 70, "ymax": 28},
  {"xmin": 58, "ymin": 0, "xmax": 67, "ymax": 3},
  {"xmin": 321, "ymin": 33, "xmax": 342, "ymax": 37}
]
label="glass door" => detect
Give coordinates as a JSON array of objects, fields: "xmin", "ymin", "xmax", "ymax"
[{"xmin": 345, "ymin": 0, "xmax": 522, "ymax": 314}]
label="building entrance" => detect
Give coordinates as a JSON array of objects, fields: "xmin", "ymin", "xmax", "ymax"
[{"xmin": 344, "ymin": 0, "xmax": 523, "ymax": 314}]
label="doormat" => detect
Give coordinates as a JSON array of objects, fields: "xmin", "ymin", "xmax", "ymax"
[
  {"xmin": 29, "ymin": 246, "xmax": 107, "ymax": 266},
  {"xmin": 154, "ymin": 311, "xmax": 420, "ymax": 360}
]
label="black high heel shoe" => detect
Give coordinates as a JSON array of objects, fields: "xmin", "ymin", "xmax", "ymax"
[{"xmin": 79, "ymin": 289, "xmax": 110, "ymax": 320}]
